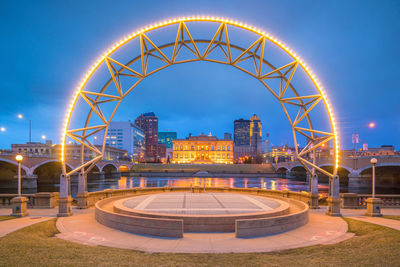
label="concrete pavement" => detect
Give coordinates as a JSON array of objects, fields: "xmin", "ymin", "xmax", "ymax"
[
  {"xmin": 0, "ymin": 207, "xmax": 91, "ymax": 238},
  {"xmin": 56, "ymin": 208, "xmax": 352, "ymax": 253},
  {"xmin": 341, "ymin": 208, "xmax": 400, "ymax": 231}
]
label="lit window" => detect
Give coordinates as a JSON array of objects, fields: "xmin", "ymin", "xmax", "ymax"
[
  {"xmin": 227, "ymin": 154, "xmax": 230, "ymax": 158},
  {"xmin": 227, "ymin": 145, "xmax": 230, "ymax": 151},
  {"xmin": 222, "ymin": 146, "xmax": 225, "ymax": 151},
  {"xmin": 191, "ymin": 145, "xmax": 194, "ymax": 150}
]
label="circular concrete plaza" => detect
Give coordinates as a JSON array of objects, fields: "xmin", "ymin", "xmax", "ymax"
[
  {"xmin": 121, "ymin": 192, "xmax": 281, "ymax": 215},
  {"xmin": 56, "ymin": 192, "xmax": 353, "ymax": 253}
]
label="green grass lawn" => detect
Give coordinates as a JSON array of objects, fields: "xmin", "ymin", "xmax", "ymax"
[
  {"xmin": 0, "ymin": 216, "xmax": 15, "ymax": 221},
  {"xmin": 384, "ymin": 215, "xmax": 400, "ymax": 221},
  {"xmin": 0, "ymin": 218, "xmax": 399, "ymax": 266}
]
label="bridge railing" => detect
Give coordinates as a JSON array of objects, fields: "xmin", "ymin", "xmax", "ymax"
[
  {"xmin": 0, "ymin": 192, "xmax": 59, "ymax": 209},
  {"xmin": 341, "ymin": 193, "xmax": 400, "ymax": 209}
]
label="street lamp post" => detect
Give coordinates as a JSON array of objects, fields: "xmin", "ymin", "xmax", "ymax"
[
  {"xmin": 371, "ymin": 157, "xmax": 377, "ymax": 198},
  {"xmin": 365, "ymin": 157, "xmax": 382, "ymax": 217},
  {"xmin": 10, "ymin": 155, "xmax": 29, "ymax": 217},
  {"xmin": 16, "ymin": 155, "xmax": 23, "ymax": 196}
]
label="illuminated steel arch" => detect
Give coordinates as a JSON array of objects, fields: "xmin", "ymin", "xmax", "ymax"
[{"xmin": 60, "ymin": 16, "xmax": 341, "ymax": 214}]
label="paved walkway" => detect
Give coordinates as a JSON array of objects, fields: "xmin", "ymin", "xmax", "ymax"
[
  {"xmin": 1, "ymin": 206, "xmax": 400, "ymax": 253},
  {"xmin": 0, "ymin": 208, "xmax": 90, "ymax": 238},
  {"xmin": 0, "ymin": 209, "xmax": 57, "ymax": 237},
  {"xmin": 341, "ymin": 208, "xmax": 400, "ymax": 231},
  {"xmin": 56, "ymin": 208, "xmax": 352, "ymax": 253}
]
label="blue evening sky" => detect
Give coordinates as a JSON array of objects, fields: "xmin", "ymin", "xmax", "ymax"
[{"xmin": 0, "ymin": 0, "xmax": 399, "ymax": 150}]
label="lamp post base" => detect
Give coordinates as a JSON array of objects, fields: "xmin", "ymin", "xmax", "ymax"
[
  {"xmin": 326, "ymin": 197, "xmax": 341, "ymax": 216},
  {"xmin": 365, "ymin": 198, "xmax": 382, "ymax": 217},
  {"xmin": 76, "ymin": 192, "xmax": 89, "ymax": 209},
  {"xmin": 57, "ymin": 197, "xmax": 73, "ymax": 217},
  {"xmin": 309, "ymin": 193, "xmax": 320, "ymax": 209},
  {"xmin": 10, "ymin": 196, "xmax": 29, "ymax": 217}
]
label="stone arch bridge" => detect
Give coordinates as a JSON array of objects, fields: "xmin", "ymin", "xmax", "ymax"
[
  {"xmin": 274, "ymin": 155, "xmax": 400, "ymax": 188},
  {"xmin": 0, "ymin": 154, "xmax": 133, "ymax": 176}
]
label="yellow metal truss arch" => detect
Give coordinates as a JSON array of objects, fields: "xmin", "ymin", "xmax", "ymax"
[{"xmin": 60, "ymin": 17, "xmax": 340, "ymax": 211}]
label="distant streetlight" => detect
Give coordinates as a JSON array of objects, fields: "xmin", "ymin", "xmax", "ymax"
[
  {"xmin": 353, "ymin": 122, "xmax": 375, "ymax": 156},
  {"xmin": 18, "ymin": 113, "xmax": 32, "ymax": 143},
  {"xmin": 371, "ymin": 158, "xmax": 377, "ymax": 198},
  {"xmin": 15, "ymin": 155, "xmax": 23, "ymax": 196}
]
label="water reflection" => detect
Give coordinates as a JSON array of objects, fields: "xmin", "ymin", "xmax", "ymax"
[{"xmin": 67, "ymin": 175, "xmax": 329, "ymax": 198}]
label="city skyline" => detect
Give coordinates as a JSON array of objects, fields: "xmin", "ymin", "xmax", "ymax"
[{"xmin": 0, "ymin": 0, "xmax": 399, "ymax": 150}]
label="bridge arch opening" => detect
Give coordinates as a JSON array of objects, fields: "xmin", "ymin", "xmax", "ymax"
[
  {"xmin": 316, "ymin": 165, "xmax": 350, "ymax": 185},
  {"xmin": 102, "ymin": 164, "xmax": 118, "ymax": 175},
  {"xmin": 360, "ymin": 165, "xmax": 400, "ymax": 190},
  {"xmin": 119, "ymin": 165, "xmax": 130, "ymax": 173},
  {"xmin": 33, "ymin": 161, "xmax": 72, "ymax": 185},
  {"xmin": 290, "ymin": 166, "xmax": 307, "ymax": 179},
  {"xmin": 276, "ymin": 167, "xmax": 288, "ymax": 174},
  {"xmin": 0, "ymin": 160, "xmax": 27, "ymax": 186}
]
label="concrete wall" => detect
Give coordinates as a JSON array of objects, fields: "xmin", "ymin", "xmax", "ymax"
[
  {"xmin": 94, "ymin": 190, "xmax": 309, "ymax": 238},
  {"xmin": 95, "ymin": 196, "xmax": 183, "ymax": 238},
  {"xmin": 235, "ymin": 199, "xmax": 309, "ymax": 238},
  {"xmin": 113, "ymin": 197, "xmax": 290, "ymax": 232}
]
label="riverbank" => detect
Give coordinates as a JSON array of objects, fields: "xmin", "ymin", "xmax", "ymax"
[{"xmin": 130, "ymin": 163, "xmax": 277, "ymax": 177}]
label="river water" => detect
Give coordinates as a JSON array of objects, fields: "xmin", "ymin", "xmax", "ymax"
[{"xmin": 42, "ymin": 175, "xmax": 332, "ymax": 198}]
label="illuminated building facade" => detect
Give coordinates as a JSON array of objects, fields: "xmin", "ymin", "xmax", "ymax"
[
  {"xmin": 12, "ymin": 141, "xmax": 127, "ymax": 161},
  {"xmin": 135, "ymin": 112, "xmax": 158, "ymax": 160},
  {"xmin": 93, "ymin": 121, "xmax": 145, "ymax": 161},
  {"xmin": 172, "ymin": 133, "xmax": 233, "ymax": 164}
]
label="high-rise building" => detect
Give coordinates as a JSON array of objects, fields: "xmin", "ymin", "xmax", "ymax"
[
  {"xmin": 224, "ymin": 132, "xmax": 232, "ymax": 140},
  {"xmin": 234, "ymin": 119, "xmax": 250, "ymax": 146},
  {"xmin": 93, "ymin": 121, "xmax": 145, "ymax": 161},
  {"xmin": 250, "ymin": 114, "xmax": 262, "ymax": 154},
  {"xmin": 233, "ymin": 115, "xmax": 263, "ymax": 161},
  {"xmin": 135, "ymin": 112, "xmax": 158, "ymax": 159},
  {"xmin": 158, "ymin": 131, "xmax": 177, "ymax": 148}
]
